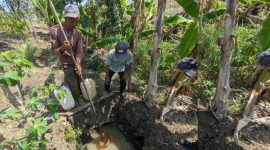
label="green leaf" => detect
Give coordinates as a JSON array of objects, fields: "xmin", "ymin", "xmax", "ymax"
[
  {"xmin": 25, "ymin": 97, "xmax": 43, "ymax": 111},
  {"xmin": 0, "ymin": 51, "xmax": 15, "ymax": 62},
  {"xmin": 26, "ymin": 117, "xmax": 48, "ymax": 137},
  {"xmin": 29, "ymin": 87, "xmax": 38, "ymax": 97},
  {"xmin": 259, "ymin": 0, "xmax": 270, "ymax": 3},
  {"xmin": 52, "ymin": 113, "xmax": 60, "ymax": 121},
  {"xmin": 13, "ymin": 58, "xmax": 33, "ymax": 68},
  {"xmin": 4, "ymin": 107, "xmax": 21, "ymax": 120},
  {"xmin": 16, "ymin": 139, "xmax": 32, "ymax": 149},
  {"xmin": 56, "ymin": 89, "xmax": 67, "ymax": 101},
  {"xmin": 0, "ymin": 61, "xmax": 12, "ymax": 67},
  {"xmin": 176, "ymin": 21, "xmax": 198, "ymax": 59},
  {"xmin": 48, "ymin": 83, "xmax": 57, "ymax": 92},
  {"xmin": 46, "ymin": 99, "xmax": 59, "ymax": 112},
  {"xmin": 0, "ymin": 108, "xmax": 8, "ymax": 115},
  {"xmin": 0, "ymin": 71, "xmax": 22, "ymax": 86},
  {"xmin": 145, "ymin": 0, "xmax": 155, "ymax": 20},
  {"xmin": 91, "ymin": 36, "xmax": 119, "ymax": 49},
  {"xmin": 163, "ymin": 15, "xmax": 192, "ymax": 26},
  {"xmin": 203, "ymin": 9, "xmax": 226, "ymax": 21},
  {"xmin": 138, "ymin": 29, "xmax": 155, "ymax": 38},
  {"xmin": 0, "ymin": 61, "xmax": 11, "ymax": 71},
  {"xmin": 43, "ymin": 88, "xmax": 50, "ymax": 96},
  {"xmin": 258, "ymin": 14, "xmax": 270, "ymax": 51},
  {"xmin": 175, "ymin": 0, "xmax": 198, "ymax": 18}
]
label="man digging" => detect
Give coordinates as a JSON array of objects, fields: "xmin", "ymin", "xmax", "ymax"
[
  {"xmin": 50, "ymin": 4, "xmax": 84, "ymax": 105},
  {"xmin": 104, "ymin": 41, "xmax": 133, "ymax": 97}
]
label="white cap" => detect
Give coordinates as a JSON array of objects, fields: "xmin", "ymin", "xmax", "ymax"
[{"xmin": 64, "ymin": 4, "xmax": 80, "ymax": 18}]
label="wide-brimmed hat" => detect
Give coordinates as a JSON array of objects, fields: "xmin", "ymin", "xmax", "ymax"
[
  {"xmin": 64, "ymin": 4, "xmax": 80, "ymax": 18},
  {"xmin": 115, "ymin": 41, "xmax": 128, "ymax": 59}
]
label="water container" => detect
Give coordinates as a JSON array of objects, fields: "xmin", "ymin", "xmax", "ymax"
[
  {"xmin": 80, "ymin": 78, "xmax": 97, "ymax": 101},
  {"xmin": 54, "ymin": 85, "xmax": 75, "ymax": 111}
]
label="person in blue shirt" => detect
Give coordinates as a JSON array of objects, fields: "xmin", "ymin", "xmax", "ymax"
[{"xmin": 104, "ymin": 41, "xmax": 133, "ymax": 96}]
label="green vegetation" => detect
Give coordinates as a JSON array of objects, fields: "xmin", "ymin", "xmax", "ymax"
[{"xmin": 64, "ymin": 125, "xmax": 82, "ymax": 143}]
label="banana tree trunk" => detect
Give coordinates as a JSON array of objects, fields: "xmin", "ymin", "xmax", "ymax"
[
  {"xmin": 211, "ymin": 0, "xmax": 237, "ymax": 120},
  {"xmin": 127, "ymin": 0, "xmax": 142, "ymax": 89},
  {"xmin": 144, "ymin": 0, "xmax": 166, "ymax": 108}
]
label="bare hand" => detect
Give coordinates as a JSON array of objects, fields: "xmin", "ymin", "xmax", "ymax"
[
  {"xmin": 60, "ymin": 41, "xmax": 72, "ymax": 56},
  {"xmin": 75, "ymin": 63, "xmax": 82, "ymax": 76},
  {"xmin": 63, "ymin": 40, "xmax": 72, "ymax": 51}
]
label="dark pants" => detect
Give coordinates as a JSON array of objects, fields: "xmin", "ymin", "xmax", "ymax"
[
  {"xmin": 63, "ymin": 65, "xmax": 81, "ymax": 100},
  {"xmin": 105, "ymin": 69, "xmax": 126, "ymax": 93}
]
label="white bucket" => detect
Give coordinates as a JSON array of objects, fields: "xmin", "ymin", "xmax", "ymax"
[
  {"xmin": 54, "ymin": 85, "xmax": 75, "ymax": 111},
  {"xmin": 80, "ymin": 78, "xmax": 97, "ymax": 101}
]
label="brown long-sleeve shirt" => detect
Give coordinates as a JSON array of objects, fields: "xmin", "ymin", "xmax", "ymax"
[{"xmin": 50, "ymin": 25, "xmax": 83, "ymax": 65}]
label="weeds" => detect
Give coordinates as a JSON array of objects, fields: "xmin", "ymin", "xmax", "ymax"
[
  {"xmin": 0, "ymin": 13, "xmax": 27, "ymax": 38},
  {"xmin": 64, "ymin": 125, "xmax": 82, "ymax": 143}
]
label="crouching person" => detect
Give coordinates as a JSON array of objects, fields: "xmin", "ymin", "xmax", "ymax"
[{"xmin": 104, "ymin": 41, "xmax": 133, "ymax": 97}]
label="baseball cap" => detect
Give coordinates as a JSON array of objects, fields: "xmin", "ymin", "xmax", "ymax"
[
  {"xmin": 115, "ymin": 41, "xmax": 128, "ymax": 59},
  {"xmin": 64, "ymin": 4, "xmax": 80, "ymax": 18}
]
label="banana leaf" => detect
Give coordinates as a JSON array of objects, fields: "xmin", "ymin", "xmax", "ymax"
[
  {"xmin": 91, "ymin": 37, "xmax": 120, "ymax": 49},
  {"xmin": 257, "ymin": 15, "xmax": 270, "ymax": 51},
  {"xmin": 175, "ymin": 0, "xmax": 198, "ymax": 18},
  {"xmin": 163, "ymin": 15, "xmax": 192, "ymax": 26},
  {"xmin": 203, "ymin": 8, "xmax": 226, "ymax": 21},
  {"xmin": 176, "ymin": 21, "xmax": 198, "ymax": 59}
]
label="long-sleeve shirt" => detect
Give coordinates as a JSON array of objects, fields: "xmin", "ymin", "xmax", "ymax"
[{"xmin": 50, "ymin": 25, "xmax": 83, "ymax": 65}]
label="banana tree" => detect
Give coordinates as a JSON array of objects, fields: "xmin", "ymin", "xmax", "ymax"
[
  {"xmin": 144, "ymin": 0, "xmax": 166, "ymax": 108},
  {"xmin": 211, "ymin": 0, "xmax": 237, "ymax": 120}
]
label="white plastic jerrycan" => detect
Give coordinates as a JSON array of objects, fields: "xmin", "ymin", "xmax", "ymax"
[
  {"xmin": 54, "ymin": 85, "xmax": 75, "ymax": 111},
  {"xmin": 80, "ymin": 78, "xmax": 97, "ymax": 101}
]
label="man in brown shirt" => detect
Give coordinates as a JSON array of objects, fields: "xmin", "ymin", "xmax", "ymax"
[{"xmin": 50, "ymin": 4, "xmax": 83, "ymax": 103}]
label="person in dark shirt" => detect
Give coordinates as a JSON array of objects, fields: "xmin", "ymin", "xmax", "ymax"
[{"xmin": 50, "ymin": 4, "xmax": 83, "ymax": 104}]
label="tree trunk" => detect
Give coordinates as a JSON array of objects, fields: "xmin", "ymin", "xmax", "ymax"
[
  {"xmin": 127, "ymin": 0, "xmax": 142, "ymax": 90},
  {"xmin": 211, "ymin": 0, "xmax": 237, "ymax": 120},
  {"xmin": 143, "ymin": 0, "xmax": 166, "ymax": 108}
]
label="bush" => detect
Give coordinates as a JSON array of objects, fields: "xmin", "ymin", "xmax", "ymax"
[
  {"xmin": 0, "ymin": 14, "xmax": 27, "ymax": 38},
  {"xmin": 136, "ymin": 39, "xmax": 178, "ymax": 83},
  {"xmin": 200, "ymin": 23, "xmax": 261, "ymax": 87}
]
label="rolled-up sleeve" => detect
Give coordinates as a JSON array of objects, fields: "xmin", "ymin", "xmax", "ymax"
[
  {"xmin": 75, "ymin": 32, "xmax": 84, "ymax": 64},
  {"xmin": 50, "ymin": 27, "xmax": 61, "ymax": 57}
]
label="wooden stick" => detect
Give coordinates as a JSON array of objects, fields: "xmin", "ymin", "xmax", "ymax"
[{"xmin": 59, "ymin": 91, "xmax": 118, "ymax": 116}]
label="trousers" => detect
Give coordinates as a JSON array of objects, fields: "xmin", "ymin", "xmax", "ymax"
[
  {"xmin": 105, "ymin": 69, "xmax": 126, "ymax": 93},
  {"xmin": 63, "ymin": 64, "xmax": 81, "ymax": 100}
]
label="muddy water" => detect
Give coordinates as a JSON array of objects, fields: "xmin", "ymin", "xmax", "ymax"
[{"xmin": 81, "ymin": 124, "xmax": 134, "ymax": 150}]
